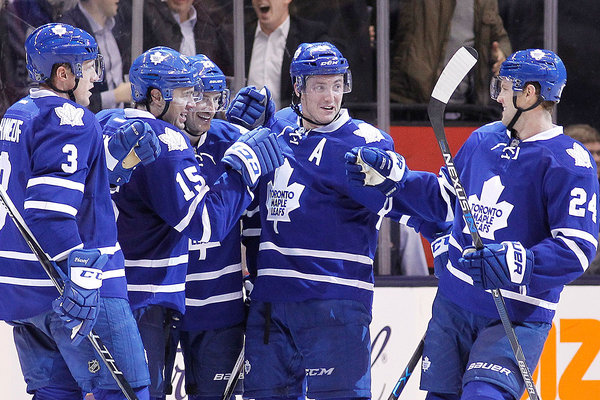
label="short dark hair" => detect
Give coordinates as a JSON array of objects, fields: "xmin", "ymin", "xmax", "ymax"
[{"xmin": 564, "ymin": 124, "xmax": 600, "ymax": 144}]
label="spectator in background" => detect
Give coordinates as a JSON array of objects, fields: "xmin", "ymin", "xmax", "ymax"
[
  {"xmin": 293, "ymin": 0, "xmax": 375, "ymax": 106},
  {"xmin": 564, "ymin": 123, "xmax": 600, "ymax": 275},
  {"xmin": 245, "ymin": 0, "xmax": 329, "ymax": 110},
  {"xmin": 138, "ymin": 0, "xmax": 233, "ymax": 75},
  {"xmin": 498, "ymin": 0, "xmax": 544, "ymax": 50},
  {"xmin": 390, "ymin": 224, "xmax": 430, "ymax": 276},
  {"xmin": 60, "ymin": 0, "xmax": 132, "ymax": 112},
  {"xmin": 390, "ymin": 0, "xmax": 511, "ymax": 113}
]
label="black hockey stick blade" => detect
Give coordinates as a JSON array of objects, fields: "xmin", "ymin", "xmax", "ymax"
[
  {"xmin": 387, "ymin": 335, "xmax": 424, "ymax": 400},
  {"xmin": 426, "ymin": 47, "xmax": 540, "ymax": 400},
  {"xmin": 0, "ymin": 184, "xmax": 139, "ymax": 400},
  {"xmin": 221, "ymin": 340, "xmax": 245, "ymax": 400}
]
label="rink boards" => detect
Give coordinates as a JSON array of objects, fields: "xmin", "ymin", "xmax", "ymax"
[{"xmin": 1, "ymin": 284, "xmax": 599, "ymax": 399}]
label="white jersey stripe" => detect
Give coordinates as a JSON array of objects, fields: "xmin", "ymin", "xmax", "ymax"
[
  {"xmin": 0, "ymin": 250, "xmax": 38, "ymax": 261},
  {"xmin": 557, "ymin": 236, "xmax": 589, "ymax": 271},
  {"xmin": 125, "ymin": 254, "xmax": 188, "ymax": 268},
  {"xmin": 186, "ymin": 291, "xmax": 243, "ymax": 307},
  {"xmin": 258, "ymin": 268, "xmax": 374, "ymax": 291},
  {"xmin": 174, "ymin": 185, "xmax": 209, "ymax": 232},
  {"xmin": 259, "ymin": 241, "xmax": 373, "ymax": 266},
  {"xmin": 102, "ymin": 269, "xmax": 126, "ymax": 279},
  {"xmin": 127, "ymin": 283, "xmax": 186, "ymax": 293},
  {"xmin": 24, "ymin": 200, "xmax": 78, "ymax": 216},
  {"xmin": 186, "ymin": 263, "xmax": 241, "ymax": 281},
  {"xmin": 552, "ymin": 227, "xmax": 598, "ymax": 248},
  {"xmin": 0, "ymin": 276, "xmax": 55, "ymax": 287},
  {"xmin": 27, "ymin": 177, "xmax": 85, "ymax": 192}
]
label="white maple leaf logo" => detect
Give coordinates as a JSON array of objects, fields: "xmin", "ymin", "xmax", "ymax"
[
  {"xmin": 566, "ymin": 142, "xmax": 593, "ymax": 168},
  {"xmin": 266, "ymin": 159, "xmax": 304, "ymax": 233},
  {"xmin": 353, "ymin": 123, "xmax": 385, "ymax": 144},
  {"xmin": 150, "ymin": 51, "xmax": 168, "ymax": 65},
  {"xmin": 158, "ymin": 127, "xmax": 187, "ymax": 151},
  {"xmin": 54, "ymin": 103, "xmax": 84, "ymax": 126},
  {"xmin": 51, "ymin": 24, "xmax": 68, "ymax": 36},
  {"xmin": 463, "ymin": 176, "xmax": 513, "ymax": 240}
]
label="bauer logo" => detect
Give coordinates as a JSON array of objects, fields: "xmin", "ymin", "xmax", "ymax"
[{"xmin": 467, "ymin": 361, "xmax": 511, "ymax": 376}]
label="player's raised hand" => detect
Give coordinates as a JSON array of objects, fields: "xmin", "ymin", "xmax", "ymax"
[
  {"xmin": 52, "ymin": 249, "xmax": 106, "ymax": 346},
  {"xmin": 226, "ymin": 86, "xmax": 275, "ymax": 130},
  {"xmin": 222, "ymin": 127, "xmax": 284, "ymax": 188},
  {"xmin": 460, "ymin": 241, "xmax": 534, "ymax": 290},
  {"xmin": 344, "ymin": 146, "xmax": 408, "ymax": 196},
  {"xmin": 106, "ymin": 120, "xmax": 161, "ymax": 185}
]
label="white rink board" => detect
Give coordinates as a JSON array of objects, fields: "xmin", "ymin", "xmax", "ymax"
[{"xmin": 1, "ymin": 285, "xmax": 599, "ymax": 399}]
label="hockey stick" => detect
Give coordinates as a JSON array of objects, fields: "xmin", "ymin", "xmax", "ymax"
[
  {"xmin": 221, "ymin": 339, "xmax": 245, "ymax": 400},
  {"xmin": 427, "ymin": 46, "xmax": 539, "ymax": 400},
  {"xmin": 0, "ymin": 184, "xmax": 139, "ymax": 400},
  {"xmin": 387, "ymin": 334, "xmax": 424, "ymax": 400}
]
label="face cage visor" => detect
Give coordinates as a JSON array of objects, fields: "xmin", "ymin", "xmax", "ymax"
[
  {"xmin": 490, "ymin": 75, "xmax": 524, "ymax": 101},
  {"xmin": 169, "ymin": 85, "xmax": 203, "ymax": 106},
  {"xmin": 193, "ymin": 89, "xmax": 230, "ymax": 113},
  {"xmin": 81, "ymin": 54, "xmax": 105, "ymax": 83},
  {"xmin": 295, "ymin": 70, "xmax": 352, "ymax": 94}
]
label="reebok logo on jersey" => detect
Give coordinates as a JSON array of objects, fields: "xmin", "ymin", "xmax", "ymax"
[
  {"xmin": 55, "ymin": 103, "xmax": 84, "ymax": 127},
  {"xmin": 463, "ymin": 176, "xmax": 513, "ymax": 240},
  {"xmin": 159, "ymin": 128, "xmax": 187, "ymax": 151},
  {"xmin": 467, "ymin": 361, "xmax": 512, "ymax": 376},
  {"xmin": 566, "ymin": 142, "xmax": 593, "ymax": 168}
]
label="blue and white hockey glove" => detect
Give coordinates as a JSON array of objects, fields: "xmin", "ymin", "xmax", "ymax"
[
  {"xmin": 222, "ymin": 127, "xmax": 284, "ymax": 188},
  {"xmin": 226, "ymin": 86, "xmax": 275, "ymax": 130},
  {"xmin": 52, "ymin": 249, "xmax": 106, "ymax": 346},
  {"xmin": 344, "ymin": 146, "xmax": 408, "ymax": 196},
  {"xmin": 105, "ymin": 120, "xmax": 161, "ymax": 186},
  {"xmin": 431, "ymin": 233, "xmax": 451, "ymax": 279},
  {"xmin": 459, "ymin": 241, "xmax": 534, "ymax": 290}
]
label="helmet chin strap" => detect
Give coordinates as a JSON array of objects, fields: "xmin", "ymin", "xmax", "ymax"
[
  {"xmin": 291, "ymin": 92, "xmax": 342, "ymax": 128},
  {"xmin": 506, "ymin": 94, "xmax": 542, "ymax": 139},
  {"xmin": 47, "ymin": 78, "xmax": 79, "ymax": 103}
]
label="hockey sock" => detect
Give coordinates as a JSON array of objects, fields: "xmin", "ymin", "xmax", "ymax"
[
  {"xmin": 93, "ymin": 386, "xmax": 150, "ymax": 400},
  {"xmin": 461, "ymin": 381, "xmax": 513, "ymax": 400},
  {"xmin": 425, "ymin": 392, "xmax": 460, "ymax": 400},
  {"xmin": 33, "ymin": 386, "xmax": 83, "ymax": 400}
]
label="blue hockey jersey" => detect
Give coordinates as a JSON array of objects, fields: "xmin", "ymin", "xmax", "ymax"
[
  {"xmin": 0, "ymin": 90, "xmax": 128, "ymax": 320},
  {"xmin": 248, "ymin": 108, "xmax": 402, "ymax": 312},
  {"xmin": 96, "ymin": 109, "xmax": 254, "ymax": 314},
  {"xmin": 392, "ymin": 121, "xmax": 599, "ymax": 323},
  {"xmin": 182, "ymin": 119, "xmax": 247, "ymax": 331}
]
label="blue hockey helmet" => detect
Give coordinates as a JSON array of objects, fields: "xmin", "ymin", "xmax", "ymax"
[
  {"xmin": 25, "ymin": 23, "xmax": 104, "ymax": 83},
  {"xmin": 290, "ymin": 42, "xmax": 352, "ymax": 93},
  {"xmin": 491, "ymin": 49, "xmax": 567, "ymax": 102},
  {"xmin": 129, "ymin": 47, "xmax": 203, "ymax": 102},
  {"xmin": 189, "ymin": 54, "xmax": 229, "ymax": 111}
]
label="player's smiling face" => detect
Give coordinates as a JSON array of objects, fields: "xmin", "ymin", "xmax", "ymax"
[
  {"xmin": 496, "ymin": 79, "xmax": 518, "ymax": 126},
  {"xmin": 186, "ymin": 92, "xmax": 220, "ymax": 135},
  {"xmin": 163, "ymin": 86, "xmax": 196, "ymax": 129},
  {"xmin": 299, "ymin": 74, "xmax": 344, "ymax": 129}
]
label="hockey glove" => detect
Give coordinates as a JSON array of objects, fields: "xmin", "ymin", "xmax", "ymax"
[
  {"xmin": 222, "ymin": 127, "xmax": 284, "ymax": 188},
  {"xmin": 52, "ymin": 249, "xmax": 106, "ymax": 346},
  {"xmin": 459, "ymin": 241, "xmax": 534, "ymax": 290},
  {"xmin": 344, "ymin": 146, "xmax": 408, "ymax": 196},
  {"xmin": 431, "ymin": 233, "xmax": 451, "ymax": 279},
  {"xmin": 226, "ymin": 86, "xmax": 275, "ymax": 130},
  {"xmin": 106, "ymin": 120, "xmax": 161, "ymax": 185}
]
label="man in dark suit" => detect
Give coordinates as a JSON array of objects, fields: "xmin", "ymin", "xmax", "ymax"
[
  {"xmin": 59, "ymin": 0, "xmax": 131, "ymax": 112},
  {"xmin": 245, "ymin": 0, "xmax": 329, "ymax": 110}
]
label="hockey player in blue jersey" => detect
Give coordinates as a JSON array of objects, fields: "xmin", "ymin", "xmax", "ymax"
[
  {"xmin": 0, "ymin": 23, "xmax": 152, "ymax": 399},
  {"xmin": 223, "ymin": 41, "xmax": 430, "ymax": 400},
  {"xmin": 161, "ymin": 53, "xmax": 248, "ymax": 400},
  {"xmin": 345, "ymin": 49, "xmax": 600, "ymax": 400},
  {"xmin": 97, "ymin": 47, "xmax": 284, "ymax": 400}
]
